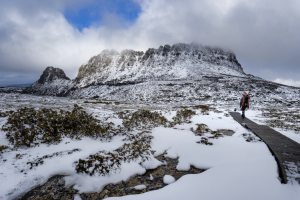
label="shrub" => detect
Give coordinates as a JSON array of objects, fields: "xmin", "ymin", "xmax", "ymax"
[
  {"xmin": 171, "ymin": 109, "xmax": 196, "ymax": 125},
  {"xmin": 75, "ymin": 131, "xmax": 155, "ymax": 176},
  {"xmin": 2, "ymin": 104, "xmax": 116, "ymax": 148}
]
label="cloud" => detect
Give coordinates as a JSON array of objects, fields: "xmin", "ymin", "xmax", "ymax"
[
  {"xmin": 0, "ymin": 0, "xmax": 299, "ymax": 85},
  {"xmin": 273, "ymin": 78, "xmax": 300, "ymax": 87}
]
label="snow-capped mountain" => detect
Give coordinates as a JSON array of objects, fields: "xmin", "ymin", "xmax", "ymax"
[
  {"xmin": 18, "ymin": 42, "xmax": 300, "ymax": 107},
  {"xmin": 26, "ymin": 66, "xmax": 75, "ymax": 96},
  {"xmin": 75, "ymin": 43, "xmax": 244, "ymax": 87},
  {"xmin": 25, "ymin": 43, "xmax": 245, "ymax": 95}
]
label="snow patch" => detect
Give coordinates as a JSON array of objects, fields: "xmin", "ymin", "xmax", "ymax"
[{"xmin": 163, "ymin": 175, "xmax": 175, "ymax": 184}]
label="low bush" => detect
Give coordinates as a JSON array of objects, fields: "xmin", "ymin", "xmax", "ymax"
[{"xmin": 2, "ymin": 104, "xmax": 116, "ymax": 148}]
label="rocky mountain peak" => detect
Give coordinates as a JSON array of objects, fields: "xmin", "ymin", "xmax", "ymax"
[
  {"xmin": 74, "ymin": 42, "xmax": 245, "ymax": 87},
  {"xmin": 37, "ymin": 66, "xmax": 70, "ymax": 84}
]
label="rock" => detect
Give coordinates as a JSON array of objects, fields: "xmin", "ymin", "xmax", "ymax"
[
  {"xmin": 16, "ymin": 154, "xmax": 206, "ymax": 200},
  {"xmin": 124, "ymin": 187, "xmax": 132, "ymax": 193},
  {"xmin": 37, "ymin": 66, "xmax": 70, "ymax": 84},
  {"xmin": 57, "ymin": 179, "xmax": 65, "ymax": 187},
  {"xmin": 80, "ymin": 193, "xmax": 88, "ymax": 200}
]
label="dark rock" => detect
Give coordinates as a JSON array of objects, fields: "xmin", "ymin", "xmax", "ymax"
[
  {"xmin": 57, "ymin": 179, "xmax": 65, "ymax": 187},
  {"xmin": 124, "ymin": 187, "xmax": 132, "ymax": 193},
  {"xmin": 37, "ymin": 66, "xmax": 70, "ymax": 84},
  {"xmin": 80, "ymin": 193, "xmax": 88, "ymax": 200}
]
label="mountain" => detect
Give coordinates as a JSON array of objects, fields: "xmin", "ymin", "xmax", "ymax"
[
  {"xmin": 26, "ymin": 66, "xmax": 75, "ymax": 96},
  {"xmin": 75, "ymin": 43, "xmax": 244, "ymax": 87},
  {"xmin": 15, "ymin": 42, "xmax": 299, "ymax": 107}
]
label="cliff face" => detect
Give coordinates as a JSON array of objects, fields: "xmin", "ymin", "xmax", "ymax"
[
  {"xmin": 75, "ymin": 43, "xmax": 244, "ymax": 88},
  {"xmin": 37, "ymin": 66, "xmax": 70, "ymax": 84},
  {"xmin": 26, "ymin": 67, "xmax": 75, "ymax": 97},
  {"xmin": 25, "ymin": 43, "xmax": 250, "ymax": 97}
]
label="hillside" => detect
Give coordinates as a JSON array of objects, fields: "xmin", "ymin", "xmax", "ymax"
[
  {"xmin": 0, "ymin": 43, "xmax": 300, "ymax": 199},
  {"xmin": 20, "ymin": 43, "xmax": 300, "ymax": 109}
]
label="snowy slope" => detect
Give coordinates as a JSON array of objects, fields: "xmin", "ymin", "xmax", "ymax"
[
  {"xmin": 75, "ymin": 43, "xmax": 244, "ymax": 87},
  {"xmin": 0, "ymin": 95, "xmax": 299, "ymax": 200},
  {"xmin": 22, "ymin": 43, "xmax": 248, "ymax": 97},
  {"xmin": 3, "ymin": 42, "xmax": 299, "ymax": 108}
]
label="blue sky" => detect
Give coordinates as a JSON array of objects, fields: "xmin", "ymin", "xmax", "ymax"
[{"xmin": 64, "ymin": 0, "xmax": 141, "ymax": 31}]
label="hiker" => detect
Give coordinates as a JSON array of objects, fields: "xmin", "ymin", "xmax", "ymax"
[{"xmin": 240, "ymin": 92, "xmax": 249, "ymax": 118}]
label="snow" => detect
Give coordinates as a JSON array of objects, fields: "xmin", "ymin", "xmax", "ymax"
[
  {"xmin": 150, "ymin": 174, "xmax": 154, "ymax": 180},
  {"xmin": 74, "ymin": 195, "xmax": 82, "ymax": 200},
  {"xmin": 132, "ymin": 185, "xmax": 147, "ymax": 190},
  {"xmin": 246, "ymin": 110, "xmax": 300, "ymax": 144},
  {"xmin": 163, "ymin": 175, "xmax": 175, "ymax": 184},
  {"xmin": 0, "ymin": 93, "xmax": 300, "ymax": 200}
]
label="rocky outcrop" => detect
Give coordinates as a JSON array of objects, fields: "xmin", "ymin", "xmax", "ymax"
[
  {"xmin": 25, "ymin": 67, "xmax": 75, "ymax": 97},
  {"xmin": 37, "ymin": 66, "xmax": 70, "ymax": 84},
  {"xmin": 24, "ymin": 43, "xmax": 251, "ymax": 97},
  {"xmin": 75, "ymin": 43, "xmax": 245, "ymax": 88}
]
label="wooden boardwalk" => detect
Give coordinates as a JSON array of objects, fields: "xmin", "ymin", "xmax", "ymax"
[{"xmin": 230, "ymin": 112, "xmax": 300, "ymax": 184}]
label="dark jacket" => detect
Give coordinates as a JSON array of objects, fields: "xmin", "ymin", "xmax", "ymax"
[{"xmin": 240, "ymin": 94, "xmax": 249, "ymax": 108}]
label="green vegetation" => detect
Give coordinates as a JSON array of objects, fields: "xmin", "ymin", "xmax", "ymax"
[
  {"xmin": 1, "ymin": 104, "xmax": 115, "ymax": 148},
  {"xmin": 209, "ymin": 131, "xmax": 224, "ymax": 139},
  {"xmin": 193, "ymin": 124, "xmax": 227, "ymax": 145},
  {"xmin": 197, "ymin": 137, "xmax": 213, "ymax": 145},
  {"xmin": 193, "ymin": 124, "xmax": 210, "ymax": 136},
  {"xmin": 171, "ymin": 109, "xmax": 196, "ymax": 125},
  {"xmin": 0, "ymin": 145, "xmax": 9, "ymax": 152},
  {"xmin": 75, "ymin": 131, "xmax": 155, "ymax": 176},
  {"xmin": 0, "ymin": 111, "xmax": 13, "ymax": 117},
  {"xmin": 74, "ymin": 109, "xmax": 170, "ymax": 176},
  {"xmin": 262, "ymin": 108, "xmax": 300, "ymax": 132},
  {"xmin": 118, "ymin": 110, "xmax": 168, "ymax": 130},
  {"xmin": 242, "ymin": 133, "xmax": 262, "ymax": 142},
  {"xmin": 193, "ymin": 105, "xmax": 210, "ymax": 115},
  {"xmin": 84, "ymin": 100, "xmax": 112, "ymax": 105},
  {"xmin": 1, "ymin": 106, "xmax": 209, "ymax": 177},
  {"xmin": 27, "ymin": 149, "xmax": 80, "ymax": 170}
]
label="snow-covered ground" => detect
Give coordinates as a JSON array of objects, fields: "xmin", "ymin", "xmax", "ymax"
[
  {"xmin": 246, "ymin": 110, "xmax": 300, "ymax": 144},
  {"xmin": 0, "ymin": 93, "xmax": 300, "ymax": 200}
]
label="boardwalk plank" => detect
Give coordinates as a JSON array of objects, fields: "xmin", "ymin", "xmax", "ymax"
[{"xmin": 230, "ymin": 112, "xmax": 300, "ymax": 184}]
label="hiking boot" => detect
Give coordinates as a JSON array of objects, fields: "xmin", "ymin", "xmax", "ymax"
[{"xmin": 241, "ymin": 112, "xmax": 245, "ymax": 119}]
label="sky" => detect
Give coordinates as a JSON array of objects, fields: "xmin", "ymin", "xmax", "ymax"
[{"xmin": 0, "ymin": 0, "xmax": 299, "ymax": 87}]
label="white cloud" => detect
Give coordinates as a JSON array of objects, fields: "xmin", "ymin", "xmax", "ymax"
[
  {"xmin": 0, "ymin": 0, "xmax": 299, "ymax": 83},
  {"xmin": 273, "ymin": 78, "xmax": 300, "ymax": 87}
]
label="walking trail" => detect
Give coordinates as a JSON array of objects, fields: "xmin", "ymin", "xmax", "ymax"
[{"xmin": 230, "ymin": 112, "xmax": 300, "ymax": 184}]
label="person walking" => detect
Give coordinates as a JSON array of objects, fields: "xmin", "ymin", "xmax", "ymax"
[{"xmin": 240, "ymin": 92, "xmax": 249, "ymax": 118}]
